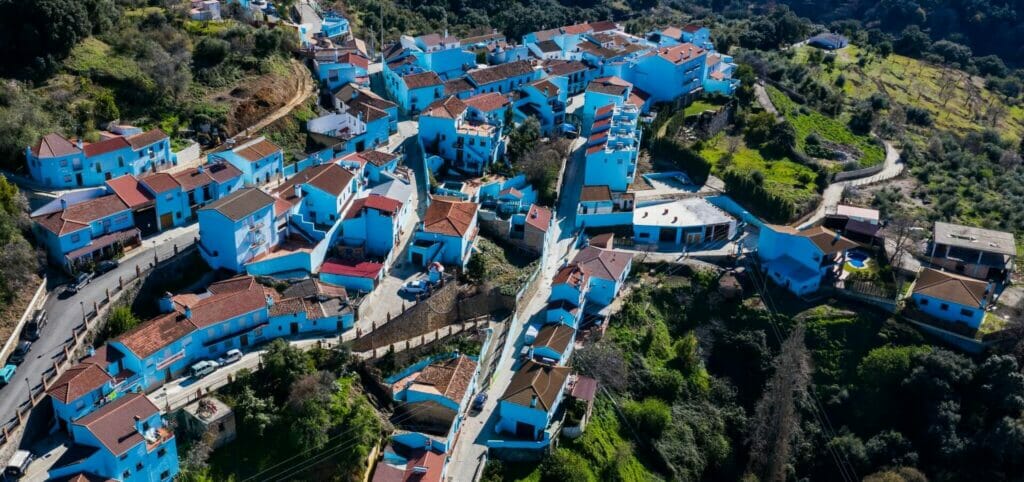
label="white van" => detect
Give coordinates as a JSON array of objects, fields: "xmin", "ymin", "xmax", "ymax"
[
  {"xmin": 189, "ymin": 360, "xmax": 219, "ymax": 379},
  {"xmin": 4, "ymin": 450, "xmax": 33, "ymax": 479},
  {"xmin": 219, "ymin": 349, "xmax": 242, "ymax": 365}
]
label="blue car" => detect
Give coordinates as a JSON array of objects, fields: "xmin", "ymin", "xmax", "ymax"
[
  {"xmin": 472, "ymin": 393, "xmax": 488, "ymax": 412},
  {"xmin": 0, "ymin": 364, "xmax": 16, "ymax": 387}
]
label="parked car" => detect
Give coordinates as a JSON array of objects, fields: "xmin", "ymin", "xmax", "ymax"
[
  {"xmin": 472, "ymin": 393, "xmax": 488, "ymax": 412},
  {"xmin": 189, "ymin": 360, "xmax": 220, "ymax": 379},
  {"xmin": 4, "ymin": 450, "xmax": 33, "ymax": 479},
  {"xmin": 0, "ymin": 364, "xmax": 15, "ymax": 387},
  {"xmin": 95, "ymin": 259, "xmax": 119, "ymax": 275},
  {"xmin": 66, "ymin": 272, "xmax": 93, "ymax": 294},
  {"xmin": 401, "ymin": 280, "xmax": 430, "ymax": 294},
  {"xmin": 218, "ymin": 349, "xmax": 242, "ymax": 365},
  {"xmin": 21, "ymin": 309, "xmax": 46, "ymax": 342},
  {"xmin": 8, "ymin": 341, "xmax": 31, "ymax": 365}
]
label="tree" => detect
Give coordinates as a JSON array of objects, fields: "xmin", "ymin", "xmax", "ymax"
[
  {"xmin": 106, "ymin": 305, "xmax": 140, "ymax": 337},
  {"xmin": 194, "ymin": 37, "xmax": 230, "ymax": 68},
  {"xmin": 0, "ymin": 0, "xmax": 93, "ymax": 77},
  {"xmin": 540, "ymin": 448, "xmax": 597, "ymax": 482},
  {"xmin": 747, "ymin": 325, "xmax": 811, "ymax": 482},
  {"xmin": 880, "ymin": 209, "xmax": 923, "ymax": 271},
  {"xmin": 894, "ymin": 26, "xmax": 930, "ymax": 58},
  {"xmin": 865, "ymin": 430, "xmax": 919, "ymax": 468},
  {"xmin": 571, "ymin": 342, "xmax": 629, "ymax": 392},
  {"xmin": 863, "ymin": 467, "xmax": 928, "ymax": 482},
  {"xmin": 766, "ymin": 120, "xmax": 797, "ymax": 156},
  {"xmin": 849, "ymin": 101, "xmax": 876, "ymax": 134},
  {"xmin": 507, "ymin": 117, "xmax": 540, "ymax": 164},
  {"xmin": 260, "ymin": 339, "xmax": 316, "ymax": 401},
  {"xmin": 623, "ymin": 398, "xmax": 672, "ymax": 438},
  {"xmin": 233, "ymin": 384, "xmax": 277, "ymax": 437},
  {"xmin": 744, "ymin": 111, "xmax": 776, "ymax": 146}
]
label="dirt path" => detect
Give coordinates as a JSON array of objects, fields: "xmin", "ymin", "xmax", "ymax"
[
  {"xmin": 170, "ymin": 59, "xmax": 316, "ymax": 173},
  {"xmin": 796, "ymin": 140, "xmax": 903, "ymax": 229},
  {"xmin": 754, "ymin": 82, "xmax": 783, "ymax": 121}
]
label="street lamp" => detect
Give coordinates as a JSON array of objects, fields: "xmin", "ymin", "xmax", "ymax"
[
  {"xmin": 24, "ymin": 377, "xmax": 31, "ymax": 395},
  {"xmin": 80, "ymin": 300, "xmax": 86, "ymax": 322}
]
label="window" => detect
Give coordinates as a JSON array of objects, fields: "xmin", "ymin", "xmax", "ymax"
[
  {"xmin": 960, "ymin": 308, "xmax": 974, "ymax": 317},
  {"xmin": 60, "ymin": 159, "xmax": 68, "ymax": 167},
  {"xmin": 176, "ymin": 212, "xmax": 181, "ymax": 219},
  {"xmin": 161, "ymin": 470, "xmax": 170, "ymax": 480},
  {"xmin": 255, "ymin": 327, "xmax": 263, "ymax": 337},
  {"xmin": 120, "ymin": 454, "xmax": 128, "ymax": 461},
  {"xmin": 123, "ymin": 471, "xmax": 131, "ymax": 478},
  {"xmin": 940, "ymin": 303, "xmax": 949, "ymax": 311},
  {"xmin": 165, "ymin": 193, "xmax": 174, "ymax": 201},
  {"xmin": 70, "ymin": 233, "xmax": 81, "ymax": 243},
  {"xmin": 918, "ymin": 298, "xmax": 929, "ymax": 306},
  {"xmin": 136, "ymin": 462, "xmax": 143, "ymax": 471},
  {"xmin": 118, "ymin": 156, "xmax": 124, "ymax": 167},
  {"xmin": 218, "ymin": 422, "xmax": 226, "ymax": 432},
  {"xmin": 157, "ymin": 447, "xmax": 167, "ymax": 458},
  {"xmin": 95, "ymin": 163, "xmax": 101, "ymax": 173}
]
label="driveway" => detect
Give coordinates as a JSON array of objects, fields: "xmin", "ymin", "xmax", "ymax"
[{"xmin": 798, "ymin": 140, "xmax": 903, "ymax": 229}]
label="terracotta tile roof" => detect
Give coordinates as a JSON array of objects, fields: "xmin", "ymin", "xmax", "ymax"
[
  {"xmin": 530, "ymin": 79, "xmax": 560, "ymax": 97},
  {"xmin": 33, "ymin": 195, "xmax": 129, "ymax": 236},
  {"xmin": 543, "ymin": 60, "xmax": 587, "ymax": 76},
  {"xmin": 660, "ymin": 26, "xmax": 683, "ymax": 40},
  {"xmin": 344, "ymin": 150, "xmax": 399, "ymax": 167},
  {"xmin": 572, "ymin": 245, "xmax": 631, "ymax": 281},
  {"xmin": 403, "ymin": 71, "xmax": 443, "ymax": 89},
  {"xmin": 200, "ymin": 187, "xmax": 275, "ymax": 222},
  {"xmin": 536, "ymin": 39, "xmax": 561, "ymax": 53},
  {"xmin": 282, "ymin": 278, "xmax": 350, "ymax": 300},
  {"xmin": 371, "ymin": 448, "xmax": 445, "ymax": 482},
  {"xmin": 552, "ymin": 265, "xmax": 588, "ymax": 288},
  {"xmin": 343, "ymin": 88, "xmax": 396, "ymax": 122},
  {"xmin": 627, "ymin": 87, "xmax": 650, "ymax": 108},
  {"xmin": 410, "ymin": 355, "xmax": 477, "ymax": 402},
  {"xmin": 561, "ymin": 23, "xmax": 593, "ymax": 35},
  {"xmin": 105, "ymin": 175, "xmax": 154, "ymax": 208},
  {"xmin": 585, "ymin": 142, "xmax": 607, "ymax": 156},
  {"xmin": 461, "ymin": 32, "xmax": 504, "ymax": 45},
  {"xmin": 321, "ymin": 258, "xmax": 384, "ymax": 279},
  {"xmin": 422, "ymin": 96, "xmax": 467, "ymax": 119},
  {"xmin": 346, "ymin": 194, "xmax": 403, "ymax": 220},
  {"xmin": 525, "ymin": 204, "xmax": 551, "ymax": 232},
  {"xmin": 467, "ymin": 60, "xmax": 534, "ymax": 86},
  {"xmin": 55, "ymin": 473, "xmax": 114, "ymax": 482},
  {"xmin": 234, "ymin": 138, "xmax": 281, "ymax": 162},
  {"xmin": 47, "ymin": 363, "xmax": 112, "ymax": 403},
  {"xmin": 796, "ymin": 226, "xmax": 859, "ymax": 255},
  {"xmin": 594, "ymin": 103, "xmax": 615, "ymax": 117},
  {"xmin": 464, "ymin": 92, "xmax": 510, "ymax": 112},
  {"xmin": 116, "ymin": 313, "xmax": 198, "ymax": 359},
  {"xmin": 913, "ymin": 268, "xmax": 991, "ymax": 307},
  {"xmin": 276, "ymin": 163, "xmax": 353, "ymax": 199},
  {"xmin": 579, "ymin": 185, "xmax": 612, "ymax": 202},
  {"xmin": 422, "ymin": 197, "xmax": 478, "ymax": 236},
  {"xmin": 444, "ymin": 77, "xmax": 474, "ymax": 96},
  {"xmin": 589, "ymin": 232, "xmax": 614, "ymax": 249},
  {"xmin": 32, "ymin": 133, "xmax": 80, "ymax": 158},
  {"xmin": 172, "ymin": 168, "xmax": 212, "ymax": 192},
  {"xmin": 268, "ymin": 297, "xmax": 308, "ymax": 317},
  {"xmin": 82, "ymin": 137, "xmax": 130, "ymax": 157},
  {"xmin": 73, "ymin": 393, "xmax": 163, "ymax": 456},
  {"xmin": 534, "ymin": 324, "xmax": 574, "ymax": 355},
  {"xmin": 589, "ymin": 20, "xmax": 618, "ymax": 32},
  {"xmin": 657, "ymin": 43, "xmax": 706, "ymax": 64},
  {"xmin": 682, "ymin": 24, "xmax": 703, "ymax": 33},
  {"xmin": 570, "ymin": 375, "xmax": 598, "ymax": 401},
  {"xmin": 587, "ymin": 76, "xmax": 631, "ymax": 96},
  {"xmin": 499, "ymin": 187, "xmax": 523, "ymax": 198},
  {"xmin": 126, "ymin": 129, "xmax": 168, "ymax": 149},
  {"xmin": 139, "ymin": 172, "xmax": 180, "ymax": 194},
  {"xmin": 501, "ymin": 360, "xmax": 570, "ymax": 411},
  {"xmin": 201, "ymin": 161, "xmax": 243, "ymax": 185}
]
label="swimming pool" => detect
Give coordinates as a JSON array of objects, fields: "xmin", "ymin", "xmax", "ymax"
[{"xmin": 847, "ymin": 250, "xmax": 870, "ymax": 269}]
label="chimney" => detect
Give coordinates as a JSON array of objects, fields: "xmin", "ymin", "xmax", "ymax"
[
  {"xmin": 60, "ymin": 198, "xmax": 68, "ymax": 211},
  {"xmin": 158, "ymin": 292, "xmax": 174, "ymax": 313},
  {"xmin": 293, "ymin": 184, "xmax": 302, "ymax": 200},
  {"xmin": 133, "ymin": 415, "xmax": 144, "ymax": 434},
  {"xmin": 530, "ymin": 395, "xmax": 538, "ymax": 408},
  {"xmin": 184, "ymin": 307, "xmax": 193, "ymax": 320}
]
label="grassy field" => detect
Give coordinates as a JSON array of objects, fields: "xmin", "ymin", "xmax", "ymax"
[
  {"xmin": 791, "ymin": 44, "xmax": 1024, "ymax": 142},
  {"xmin": 698, "ymin": 133, "xmax": 820, "ymax": 207},
  {"xmin": 765, "ymin": 85, "xmax": 886, "ymax": 168}
]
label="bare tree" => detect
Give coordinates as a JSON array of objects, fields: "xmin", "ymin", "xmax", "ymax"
[
  {"xmin": 883, "ymin": 211, "xmax": 923, "ymax": 274},
  {"xmin": 747, "ymin": 325, "xmax": 812, "ymax": 482}
]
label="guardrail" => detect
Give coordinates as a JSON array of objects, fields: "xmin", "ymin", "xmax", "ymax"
[{"xmin": 0, "ymin": 243, "xmax": 193, "ymax": 451}]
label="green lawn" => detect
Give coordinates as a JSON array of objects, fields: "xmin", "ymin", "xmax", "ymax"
[
  {"xmin": 683, "ymin": 96, "xmax": 730, "ymax": 117},
  {"xmin": 766, "ymin": 86, "xmax": 885, "ymax": 167},
  {"xmin": 699, "ymin": 133, "xmax": 820, "ymax": 207},
  {"xmin": 791, "ymin": 44, "xmax": 1024, "ymax": 142},
  {"xmin": 65, "ymin": 37, "xmax": 152, "ymax": 87}
]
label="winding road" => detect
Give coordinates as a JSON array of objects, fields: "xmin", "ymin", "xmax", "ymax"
[{"xmin": 797, "ymin": 140, "xmax": 903, "ymax": 229}]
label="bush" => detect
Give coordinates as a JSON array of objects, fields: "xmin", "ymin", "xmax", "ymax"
[
  {"xmin": 721, "ymin": 169, "xmax": 797, "ymax": 223},
  {"xmin": 540, "ymin": 448, "xmax": 597, "ymax": 482},
  {"xmin": 650, "ymin": 138, "xmax": 711, "ymax": 184},
  {"xmin": 623, "ymin": 398, "xmax": 672, "ymax": 438}
]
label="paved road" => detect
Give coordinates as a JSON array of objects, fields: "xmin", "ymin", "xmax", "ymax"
[
  {"xmin": 798, "ymin": 140, "xmax": 903, "ymax": 229},
  {"xmin": 0, "ymin": 226, "xmax": 198, "ymax": 429}
]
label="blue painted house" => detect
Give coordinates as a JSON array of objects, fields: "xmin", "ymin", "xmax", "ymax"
[
  {"xmin": 339, "ymin": 180, "xmax": 413, "ymax": 257},
  {"xmin": 339, "ymin": 150, "xmax": 401, "ymax": 185},
  {"xmin": 383, "ymin": 67, "xmax": 445, "ymax": 114},
  {"xmin": 418, "ymin": 94, "xmax": 508, "ymax": 175},
  {"xmin": 624, "ymin": 43, "xmax": 707, "ymax": 104},
  {"xmin": 496, "ymin": 361, "xmax": 570, "ymax": 441},
  {"xmin": 333, "ymin": 84, "xmax": 399, "ymax": 138},
  {"xmin": 409, "ymin": 197, "xmax": 479, "ymax": 268},
  {"xmin": 320, "ymin": 13, "xmax": 350, "ymax": 39},
  {"xmin": 208, "ymin": 137, "xmax": 284, "ymax": 187},
  {"xmin": 273, "ymin": 163, "xmax": 358, "ymax": 228},
  {"xmin": 47, "ymin": 393, "xmax": 179, "ymax": 482},
  {"xmin": 910, "ymin": 268, "xmax": 993, "ymax": 329},
  {"xmin": 138, "ymin": 173, "xmax": 188, "ymax": 232},
  {"xmin": 561, "ymin": 244, "xmax": 632, "ymax": 307},
  {"xmin": 647, "ymin": 25, "xmax": 713, "ymax": 50},
  {"xmin": 757, "ymin": 225, "xmax": 859, "ymax": 296},
  {"xmin": 541, "ymin": 60, "xmax": 593, "ymax": 96},
  {"xmin": 703, "ymin": 53, "xmax": 740, "ymax": 95},
  {"xmin": 197, "ymin": 187, "xmax": 279, "ymax": 273},
  {"xmin": 465, "ymin": 60, "xmax": 540, "ymax": 96},
  {"xmin": 26, "ymin": 129, "xmax": 174, "ymax": 189},
  {"xmin": 513, "ymin": 77, "xmax": 568, "ymax": 136},
  {"xmin": 391, "ymin": 354, "xmax": 480, "ymax": 453},
  {"xmin": 170, "ymin": 161, "xmax": 245, "ymax": 220},
  {"xmin": 31, "ymin": 193, "xmax": 140, "ymax": 272},
  {"xmin": 530, "ymin": 324, "xmax": 575, "ymax": 363},
  {"xmin": 314, "ymin": 49, "xmax": 369, "ymax": 91},
  {"xmin": 582, "ymin": 101, "xmax": 642, "ymax": 192}
]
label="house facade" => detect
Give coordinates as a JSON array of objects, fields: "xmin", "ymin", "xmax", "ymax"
[
  {"xmin": 513, "ymin": 77, "xmax": 569, "ymax": 136},
  {"xmin": 496, "ymin": 361, "xmax": 571, "ymax": 441},
  {"xmin": 197, "ymin": 188, "xmax": 278, "ymax": 273},
  {"xmin": 632, "ymin": 198, "xmax": 737, "ymax": 246},
  {"xmin": 910, "ymin": 268, "xmax": 993, "ymax": 329},
  {"xmin": 31, "ymin": 193, "xmax": 140, "ymax": 272},
  {"xmin": 927, "ymin": 222, "xmax": 1016, "ymax": 283},
  {"xmin": 27, "ymin": 130, "xmax": 174, "ymax": 189},
  {"xmin": 757, "ymin": 225, "xmax": 859, "ymax": 296},
  {"xmin": 418, "ymin": 95, "xmax": 508, "ymax": 176},
  {"xmin": 209, "ymin": 137, "xmax": 284, "ymax": 187},
  {"xmin": 409, "ymin": 197, "xmax": 479, "ymax": 267}
]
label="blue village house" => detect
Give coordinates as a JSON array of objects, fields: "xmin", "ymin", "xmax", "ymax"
[
  {"xmin": 556, "ymin": 242, "xmax": 633, "ymax": 307},
  {"xmin": 409, "ymin": 197, "xmax": 479, "ymax": 268},
  {"xmin": 582, "ymin": 100, "xmax": 642, "ymax": 192},
  {"xmin": 197, "ymin": 187, "xmax": 279, "ymax": 273},
  {"xmin": 513, "ymin": 77, "xmax": 569, "ymax": 136},
  {"xmin": 332, "ymin": 84, "xmax": 399, "ymax": 138},
  {"xmin": 624, "ymin": 43, "xmax": 707, "ymax": 104},
  {"xmin": 389, "ymin": 354, "xmax": 480, "ymax": 453},
  {"xmin": 464, "ymin": 60, "xmax": 540, "ymax": 96},
  {"xmin": 338, "ymin": 180, "xmax": 413, "ymax": 258},
  {"xmin": 27, "ymin": 129, "xmax": 174, "ymax": 189},
  {"xmin": 47, "ymin": 393, "xmax": 179, "ymax": 482},
  {"xmin": 208, "ymin": 137, "xmax": 284, "ymax": 187},
  {"xmin": 338, "ymin": 149, "xmax": 402, "ymax": 185},
  {"xmin": 169, "ymin": 161, "xmax": 245, "ymax": 221},
  {"xmin": 310, "ymin": 85, "xmax": 399, "ymax": 154},
  {"xmin": 314, "ymin": 49, "xmax": 370, "ymax": 91},
  {"xmin": 550, "ymin": 264, "xmax": 589, "ymax": 310},
  {"xmin": 910, "ymin": 268, "xmax": 994, "ymax": 329},
  {"xmin": 496, "ymin": 361, "xmax": 571, "ymax": 441},
  {"xmin": 31, "ymin": 193, "xmax": 140, "ymax": 272},
  {"xmin": 757, "ymin": 225, "xmax": 859, "ymax": 297},
  {"xmin": 541, "ymin": 60, "xmax": 593, "ymax": 96},
  {"xmin": 384, "ymin": 68, "xmax": 445, "ymax": 114},
  {"xmin": 319, "ymin": 12, "xmax": 350, "ymax": 39},
  {"xmin": 703, "ymin": 52, "xmax": 740, "ymax": 95},
  {"xmin": 272, "ymin": 163, "xmax": 358, "ymax": 228},
  {"xmin": 418, "ymin": 94, "xmax": 509, "ymax": 176},
  {"xmin": 647, "ymin": 24, "xmax": 713, "ymax": 50},
  {"xmin": 530, "ymin": 323, "xmax": 575, "ymax": 364}
]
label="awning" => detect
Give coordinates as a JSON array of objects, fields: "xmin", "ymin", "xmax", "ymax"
[{"xmin": 65, "ymin": 228, "xmax": 141, "ymax": 261}]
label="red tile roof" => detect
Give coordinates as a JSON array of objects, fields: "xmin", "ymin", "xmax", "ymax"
[
  {"xmin": 553, "ymin": 265, "xmax": 588, "ymax": 288},
  {"xmin": 572, "ymin": 245, "xmax": 631, "ymax": 281},
  {"xmin": 105, "ymin": 175, "xmax": 154, "ymax": 208},
  {"xmin": 682, "ymin": 24, "xmax": 704, "ymax": 33},
  {"xmin": 657, "ymin": 43, "xmax": 706, "ymax": 64},
  {"xmin": 33, "ymin": 195, "xmax": 129, "ymax": 236},
  {"xmin": 423, "ymin": 197, "xmax": 478, "ymax": 236},
  {"xmin": 73, "ymin": 393, "xmax": 163, "ymax": 456},
  {"xmin": 422, "ymin": 96, "xmax": 467, "ymax": 119},
  {"xmin": 570, "ymin": 375, "xmax": 598, "ymax": 401},
  {"xmin": 126, "ymin": 129, "xmax": 168, "ymax": 150},
  {"xmin": 32, "ymin": 133, "xmax": 80, "ymax": 158},
  {"xmin": 410, "ymin": 355, "xmax": 478, "ymax": 402},
  {"xmin": 501, "ymin": 360, "xmax": 570, "ymax": 411},
  {"xmin": 466, "ymin": 60, "xmax": 534, "ymax": 86},
  {"xmin": 321, "ymin": 258, "xmax": 384, "ymax": 279},
  {"xmin": 343, "ymin": 150, "xmax": 399, "ymax": 167},
  {"xmin": 913, "ymin": 268, "xmax": 991, "ymax": 307},
  {"xmin": 345, "ymin": 194, "xmax": 403, "ymax": 220},
  {"xmin": 139, "ymin": 172, "xmax": 180, "ymax": 194},
  {"xmin": 464, "ymin": 92, "xmax": 511, "ymax": 112},
  {"xmin": 47, "ymin": 363, "xmax": 112, "ymax": 403},
  {"xmin": 234, "ymin": 138, "xmax": 281, "ymax": 162},
  {"xmin": 403, "ymin": 71, "xmax": 443, "ymax": 89},
  {"xmin": 275, "ymin": 163, "xmax": 353, "ymax": 201},
  {"xmin": 82, "ymin": 137, "xmax": 130, "ymax": 157},
  {"xmin": 525, "ymin": 204, "xmax": 551, "ymax": 232}
]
